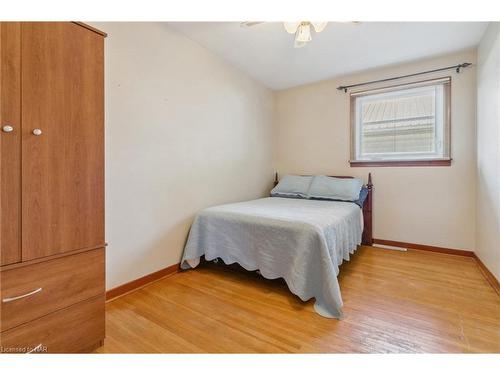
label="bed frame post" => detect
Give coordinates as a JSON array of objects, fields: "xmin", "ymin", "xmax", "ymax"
[{"xmin": 362, "ymin": 173, "xmax": 373, "ymax": 246}]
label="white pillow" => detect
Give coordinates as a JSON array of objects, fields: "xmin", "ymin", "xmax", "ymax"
[
  {"xmin": 270, "ymin": 175, "xmax": 313, "ymax": 198},
  {"xmin": 308, "ymin": 175, "xmax": 363, "ymax": 201}
]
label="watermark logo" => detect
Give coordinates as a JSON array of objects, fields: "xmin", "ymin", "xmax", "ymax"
[{"xmin": 0, "ymin": 344, "xmax": 48, "ymax": 353}]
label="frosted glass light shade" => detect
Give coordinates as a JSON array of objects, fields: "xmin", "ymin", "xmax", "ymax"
[
  {"xmin": 311, "ymin": 22, "xmax": 328, "ymax": 33},
  {"xmin": 284, "ymin": 22, "xmax": 300, "ymax": 34},
  {"xmin": 295, "ymin": 23, "xmax": 311, "ymax": 42},
  {"xmin": 294, "ymin": 39, "xmax": 307, "ymax": 48},
  {"xmin": 284, "ymin": 21, "xmax": 329, "ymax": 48}
]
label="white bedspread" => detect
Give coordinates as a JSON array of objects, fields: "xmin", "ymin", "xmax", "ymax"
[{"xmin": 180, "ymin": 197, "xmax": 363, "ymax": 318}]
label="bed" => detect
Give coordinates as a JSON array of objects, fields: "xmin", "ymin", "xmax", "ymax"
[{"xmin": 181, "ymin": 173, "xmax": 373, "ymax": 319}]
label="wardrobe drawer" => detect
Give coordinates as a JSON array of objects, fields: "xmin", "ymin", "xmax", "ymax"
[
  {"xmin": 0, "ymin": 248, "xmax": 104, "ymax": 332},
  {"xmin": 0, "ymin": 295, "xmax": 104, "ymax": 353}
]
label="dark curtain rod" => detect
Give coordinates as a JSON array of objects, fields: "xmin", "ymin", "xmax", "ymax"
[{"xmin": 337, "ymin": 62, "xmax": 472, "ymax": 93}]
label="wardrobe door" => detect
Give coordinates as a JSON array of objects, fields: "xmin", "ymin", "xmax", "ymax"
[
  {"xmin": 21, "ymin": 22, "xmax": 104, "ymax": 261},
  {"xmin": 0, "ymin": 22, "xmax": 22, "ymax": 266}
]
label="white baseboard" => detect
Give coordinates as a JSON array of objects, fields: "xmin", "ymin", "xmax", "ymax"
[{"xmin": 372, "ymin": 243, "xmax": 407, "ymax": 252}]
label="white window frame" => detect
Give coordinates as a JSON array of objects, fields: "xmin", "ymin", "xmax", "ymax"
[{"xmin": 350, "ymin": 77, "xmax": 451, "ymax": 166}]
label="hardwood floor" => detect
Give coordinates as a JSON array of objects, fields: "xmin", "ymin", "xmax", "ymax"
[{"xmin": 96, "ymin": 246, "xmax": 500, "ymax": 353}]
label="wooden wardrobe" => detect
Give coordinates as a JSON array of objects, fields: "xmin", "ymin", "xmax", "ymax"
[{"xmin": 0, "ymin": 22, "xmax": 106, "ymax": 353}]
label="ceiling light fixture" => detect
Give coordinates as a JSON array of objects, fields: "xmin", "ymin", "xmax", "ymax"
[{"xmin": 284, "ymin": 22, "xmax": 328, "ymax": 48}]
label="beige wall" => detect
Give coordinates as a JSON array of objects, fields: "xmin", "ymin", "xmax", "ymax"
[
  {"xmin": 91, "ymin": 23, "xmax": 274, "ymax": 289},
  {"xmin": 274, "ymin": 49, "xmax": 477, "ymax": 251},
  {"xmin": 476, "ymin": 23, "xmax": 500, "ymax": 280},
  {"xmin": 89, "ymin": 22, "xmax": 487, "ymax": 288}
]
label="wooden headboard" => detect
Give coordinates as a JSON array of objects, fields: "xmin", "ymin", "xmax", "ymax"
[{"xmin": 273, "ymin": 172, "xmax": 373, "ymax": 246}]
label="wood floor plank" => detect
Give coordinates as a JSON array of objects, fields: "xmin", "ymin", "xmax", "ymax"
[{"xmin": 97, "ymin": 246, "xmax": 500, "ymax": 353}]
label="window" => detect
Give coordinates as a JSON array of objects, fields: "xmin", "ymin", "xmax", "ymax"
[{"xmin": 350, "ymin": 78, "xmax": 451, "ymax": 166}]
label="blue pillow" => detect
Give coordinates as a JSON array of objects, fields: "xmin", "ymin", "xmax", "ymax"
[
  {"xmin": 308, "ymin": 175, "xmax": 363, "ymax": 201},
  {"xmin": 270, "ymin": 175, "xmax": 313, "ymax": 198},
  {"xmin": 310, "ymin": 186, "xmax": 369, "ymax": 207},
  {"xmin": 353, "ymin": 186, "xmax": 369, "ymax": 208}
]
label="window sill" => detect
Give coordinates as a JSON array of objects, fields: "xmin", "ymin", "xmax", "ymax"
[{"xmin": 350, "ymin": 159, "xmax": 452, "ymax": 167}]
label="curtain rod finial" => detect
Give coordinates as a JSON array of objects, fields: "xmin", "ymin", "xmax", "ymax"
[{"xmin": 457, "ymin": 62, "xmax": 472, "ymax": 73}]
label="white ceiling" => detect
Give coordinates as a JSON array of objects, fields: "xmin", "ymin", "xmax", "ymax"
[{"xmin": 168, "ymin": 22, "xmax": 488, "ymax": 90}]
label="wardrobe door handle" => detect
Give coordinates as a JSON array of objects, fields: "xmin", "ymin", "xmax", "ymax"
[
  {"xmin": 2, "ymin": 125, "xmax": 14, "ymax": 133},
  {"xmin": 32, "ymin": 128, "xmax": 43, "ymax": 136},
  {"xmin": 2, "ymin": 287, "xmax": 43, "ymax": 303}
]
